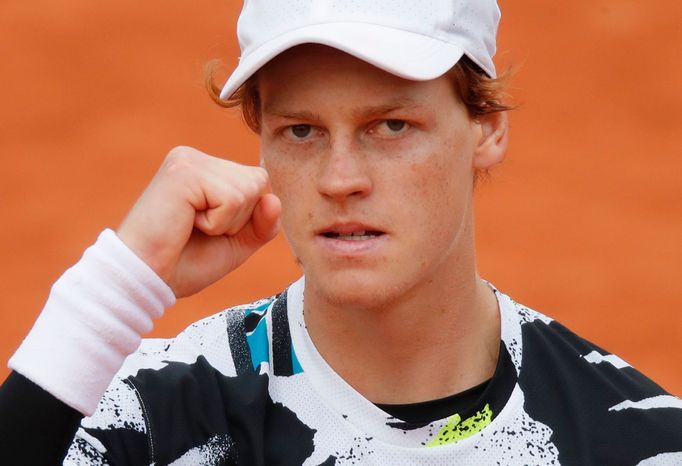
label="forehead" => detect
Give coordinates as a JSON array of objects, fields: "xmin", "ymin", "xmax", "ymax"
[{"xmin": 256, "ymin": 44, "xmax": 458, "ymax": 112}]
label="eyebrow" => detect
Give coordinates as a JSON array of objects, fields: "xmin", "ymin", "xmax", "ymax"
[
  {"xmin": 262, "ymin": 108, "xmax": 323, "ymax": 122},
  {"xmin": 263, "ymin": 98, "xmax": 425, "ymax": 121}
]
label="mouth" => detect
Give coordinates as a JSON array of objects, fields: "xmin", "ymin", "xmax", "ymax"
[
  {"xmin": 321, "ymin": 230, "xmax": 385, "ymax": 241},
  {"xmin": 315, "ymin": 223, "xmax": 388, "ymax": 256}
]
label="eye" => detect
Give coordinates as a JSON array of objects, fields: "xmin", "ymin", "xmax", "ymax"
[
  {"xmin": 385, "ymin": 120, "xmax": 406, "ymax": 132},
  {"xmin": 370, "ymin": 119, "xmax": 411, "ymax": 137},
  {"xmin": 286, "ymin": 124, "xmax": 313, "ymax": 140}
]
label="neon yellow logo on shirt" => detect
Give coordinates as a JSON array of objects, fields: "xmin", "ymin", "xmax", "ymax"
[{"xmin": 426, "ymin": 404, "xmax": 493, "ymax": 447}]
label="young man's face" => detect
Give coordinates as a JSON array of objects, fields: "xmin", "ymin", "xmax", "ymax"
[{"xmin": 258, "ymin": 45, "xmax": 503, "ymax": 309}]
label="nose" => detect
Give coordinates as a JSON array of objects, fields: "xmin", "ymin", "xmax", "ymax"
[{"xmin": 316, "ymin": 137, "xmax": 372, "ymax": 202}]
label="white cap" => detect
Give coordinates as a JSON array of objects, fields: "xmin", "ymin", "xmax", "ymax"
[{"xmin": 220, "ymin": 0, "xmax": 501, "ymax": 100}]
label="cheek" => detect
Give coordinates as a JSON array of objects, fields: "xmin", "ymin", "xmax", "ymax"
[
  {"xmin": 397, "ymin": 136, "xmax": 473, "ymax": 201},
  {"xmin": 262, "ymin": 149, "xmax": 312, "ymax": 239},
  {"xmin": 262, "ymin": 147, "xmax": 298, "ymax": 200},
  {"xmin": 389, "ymin": 138, "xmax": 473, "ymax": 241}
]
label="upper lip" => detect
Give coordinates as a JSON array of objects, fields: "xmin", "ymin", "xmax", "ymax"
[{"xmin": 316, "ymin": 222, "xmax": 386, "ymax": 236}]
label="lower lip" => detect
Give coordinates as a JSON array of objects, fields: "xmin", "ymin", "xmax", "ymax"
[{"xmin": 315, "ymin": 234, "xmax": 389, "ymax": 256}]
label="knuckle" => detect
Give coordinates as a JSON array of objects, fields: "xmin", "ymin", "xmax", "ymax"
[
  {"xmin": 220, "ymin": 191, "xmax": 246, "ymax": 219},
  {"xmin": 231, "ymin": 190, "xmax": 247, "ymax": 208},
  {"xmin": 256, "ymin": 166, "xmax": 269, "ymax": 182},
  {"xmin": 164, "ymin": 158, "xmax": 189, "ymax": 177},
  {"xmin": 164, "ymin": 146, "xmax": 201, "ymax": 172},
  {"xmin": 166, "ymin": 146, "xmax": 195, "ymax": 162},
  {"xmin": 162, "ymin": 148, "xmax": 210, "ymax": 185},
  {"xmin": 247, "ymin": 167, "xmax": 269, "ymax": 191},
  {"xmin": 250, "ymin": 180, "xmax": 265, "ymax": 198}
]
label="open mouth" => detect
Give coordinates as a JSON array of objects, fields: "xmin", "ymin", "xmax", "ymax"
[{"xmin": 322, "ymin": 230, "xmax": 384, "ymax": 241}]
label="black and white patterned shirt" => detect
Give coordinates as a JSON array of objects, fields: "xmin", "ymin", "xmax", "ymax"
[{"xmin": 60, "ymin": 277, "xmax": 682, "ymax": 465}]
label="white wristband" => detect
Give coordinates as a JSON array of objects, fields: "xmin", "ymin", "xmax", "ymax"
[{"xmin": 8, "ymin": 229, "xmax": 176, "ymax": 415}]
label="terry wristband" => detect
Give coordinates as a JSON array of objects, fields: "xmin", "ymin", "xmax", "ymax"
[{"xmin": 8, "ymin": 229, "xmax": 176, "ymax": 415}]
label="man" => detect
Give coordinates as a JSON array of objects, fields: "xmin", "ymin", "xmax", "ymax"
[{"xmin": 1, "ymin": 0, "xmax": 681, "ymax": 464}]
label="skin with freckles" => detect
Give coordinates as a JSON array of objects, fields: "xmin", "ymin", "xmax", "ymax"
[{"xmin": 259, "ymin": 45, "xmax": 509, "ymax": 403}]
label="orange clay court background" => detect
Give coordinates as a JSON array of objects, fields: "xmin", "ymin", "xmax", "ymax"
[{"xmin": 0, "ymin": 1, "xmax": 680, "ymax": 395}]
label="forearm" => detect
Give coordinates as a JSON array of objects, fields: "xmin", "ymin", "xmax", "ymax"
[
  {"xmin": 8, "ymin": 229, "xmax": 175, "ymax": 416},
  {"xmin": 1, "ymin": 230, "xmax": 174, "ymax": 464}
]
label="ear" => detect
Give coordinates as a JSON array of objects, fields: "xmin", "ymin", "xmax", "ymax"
[{"xmin": 473, "ymin": 111, "xmax": 508, "ymax": 169}]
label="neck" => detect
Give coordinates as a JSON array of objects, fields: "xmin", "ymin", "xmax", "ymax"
[{"xmin": 303, "ymin": 245, "xmax": 500, "ymax": 404}]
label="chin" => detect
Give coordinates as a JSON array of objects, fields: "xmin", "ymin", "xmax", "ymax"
[{"xmin": 304, "ymin": 267, "xmax": 406, "ymax": 311}]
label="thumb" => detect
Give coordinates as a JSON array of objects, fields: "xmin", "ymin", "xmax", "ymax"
[{"xmin": 251, "ymin": 193, "xmax": 282, "ymax": 243}]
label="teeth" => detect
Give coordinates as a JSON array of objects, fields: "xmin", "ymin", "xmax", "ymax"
[
  {"xmin": 337, "ymin": 231, "xmax": 375, "ymax": 241},
  {"xmin": 339, "ymin": 235, "xmax": 373, "ymax": 240},
  {"xmin": 322, "ymin": 230, "xmax": 382, "ymax": 240}
]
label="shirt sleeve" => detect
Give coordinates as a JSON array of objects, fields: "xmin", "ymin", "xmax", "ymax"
[{"xmin": 0, "ymin": 371, "xmax": 83, "ymax": 466}]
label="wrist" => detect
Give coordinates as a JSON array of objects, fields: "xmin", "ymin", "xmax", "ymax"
[{"xmin": 8, "ymin": 229, "xmax": 175, "ymax": 415}]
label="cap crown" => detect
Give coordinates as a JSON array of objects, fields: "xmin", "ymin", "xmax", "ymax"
[
  {"xmin": 220, "ymin": 0, "xmax": 501, "ymax": 99},
  {"xmin": 237, "ymin": 0, "xmax": 499, "ymax": 77}
]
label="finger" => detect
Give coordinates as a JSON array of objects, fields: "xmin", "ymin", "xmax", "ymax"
[
  {"xmin": 193, "ymin": 184, "xmax": 249, "ymax": 235},
  {"xmin": 251, "ymin": 193, "xmax": 282, "ymax": 242},
  {"xmin": 193, "ymin": 168, "xmax": 269, "ymax": 236},
  {"xmin": 230, "ymin": 193, "xmax": 282, "ymax": 255}
]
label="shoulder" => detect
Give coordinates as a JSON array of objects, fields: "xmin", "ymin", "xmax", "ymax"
[
  {"xmin": 499, "ymin": 291, "xmax": 682, "ymax": 463},
  {"xmin": 504, "ymin": 294, "xmax": 668, "ymax": 400},
  {"xmin": 119, "ymin": 294, "xmax": 278, "ymax": 379}
]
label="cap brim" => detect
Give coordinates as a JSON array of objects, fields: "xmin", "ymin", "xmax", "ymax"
[{"xmin": 219, "ymin": 22, "xmax": 465, "ymax": 100}]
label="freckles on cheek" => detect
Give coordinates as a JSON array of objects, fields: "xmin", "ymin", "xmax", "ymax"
[
  {"xmin": 264, "ymin": 156, "xmax": 295, "ymax": 196},
  {"xmin": 405, "ymin": 155, "xmax": 449, "ymax": 194},
  {"xmin": 264, "ymin": 157, "xmax": 312, "ymax": 231},
  {"xmin": 401, "ymin": 155, "xmax": 466, "ymax": 226}
]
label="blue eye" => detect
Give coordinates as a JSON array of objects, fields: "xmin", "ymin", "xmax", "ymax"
[{"xmin": 290, "ymin": 124, "xmax": 312, "ymax": 138}]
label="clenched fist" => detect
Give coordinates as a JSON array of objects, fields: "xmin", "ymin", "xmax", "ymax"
[{"xmin": 117, "ymin": 146, "xmax": 281, "ymax": 297}]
